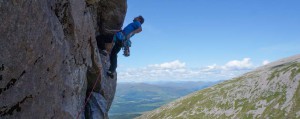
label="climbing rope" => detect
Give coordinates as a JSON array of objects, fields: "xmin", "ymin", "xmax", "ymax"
[{"xmin": 76, "ymin": 70, "xmax": 102, "ymax": 119}]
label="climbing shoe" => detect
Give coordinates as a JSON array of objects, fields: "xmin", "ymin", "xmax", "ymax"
[{"xmin": 107, "ymin": 71, "xmax": 114, "ymax": 78}]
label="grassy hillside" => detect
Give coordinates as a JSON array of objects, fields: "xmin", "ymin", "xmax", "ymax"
[
  {"xmin": 137, "ymin": 55, "xmax": 300, "ymax": 119},
  {"xmin": 109, "ymin": 81, "xmax": 221, "ymax": 119}
]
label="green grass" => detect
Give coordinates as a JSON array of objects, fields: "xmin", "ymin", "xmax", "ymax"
[
  {"xmin": 287, "ymin": 79, "xmax": 300, "ymax": 118},
  {"xmin": 267, "ymin": 69, "xmax": 280, "ymax": 81},
  {"xmin": 146, "ymin": 78, "xmax": 242, "ymax": 118},
  {"xmin": 290, "ymin": 67, "xmax": 300, "ymax": 80},
  {"xmin": 109, "ymin": 113, "xmax": 142, "ymax": 119},
  {"xmin": 140, "ymin": 62, "xmax": 300, "ymax": 119},
  {"xmin": 267, "ymin": 62, "xmax": 300, "ymax": 81}
]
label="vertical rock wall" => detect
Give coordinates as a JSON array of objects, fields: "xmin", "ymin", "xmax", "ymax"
[{"xmin": 0, "ymin": 0, "xmax": 127, "ymax": 118}]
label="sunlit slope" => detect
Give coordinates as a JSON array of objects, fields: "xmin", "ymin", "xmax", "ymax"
[{"xmin": 137, "ymin": 54, "xmax": 300, "ymax": 119}]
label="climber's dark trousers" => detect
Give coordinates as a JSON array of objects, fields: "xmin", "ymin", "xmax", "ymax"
[{"xmin": 109, "ymin": 40, "xmax": 123, "ymax": 73}]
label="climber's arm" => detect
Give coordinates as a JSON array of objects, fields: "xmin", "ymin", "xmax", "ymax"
[
  {"xmin": 133, "ymin": 27, "xmax": 142, "ymax": 34},
  {"xmin": 104, "ymin": 28, "xmax": 122, "ymax": 34},
  {"xmin": 126, "ymin": 27, "xmax": 142, "ymax": 40}
]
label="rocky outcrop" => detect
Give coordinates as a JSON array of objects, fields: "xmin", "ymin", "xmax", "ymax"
[
  {"xmin": 0, "ymin": 0, "xmax": 126, "ymax": 119},
  {"xmin": 138, "ymin": 54, "xmax": 300, "ymax": 119}
]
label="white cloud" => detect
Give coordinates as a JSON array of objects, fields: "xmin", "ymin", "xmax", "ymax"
[
  {"xmin": 262, "ymin": 60, "xmax": 270, "ymax": 65},
  {"xmin": 203, "ymin": 64, "xmax": 218, "ymax": 71},
  {"xmin": 203, "ymin": 58, "xmax": 254, "ymax": 71},
  {"xmin": 119, "ymin": 58, "xmax": 258, "ymax": 82},
  {"xmin": 222, "ymin": 58, "xmax": 253, "ymax": 70},
  {"xmin": 149, "ymin": 60, "xmax": 186, "ymax": 69}
]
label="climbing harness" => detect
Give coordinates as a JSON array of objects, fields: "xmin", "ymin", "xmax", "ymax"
[{"xmin": 113, "ymin": 31, "xmax": 131, "ymax": 57}]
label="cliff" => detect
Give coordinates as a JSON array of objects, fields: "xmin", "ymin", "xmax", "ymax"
[
  {"xmin": 138, "ymin": 54, "xmax": 300, "ymax": 119},
  {"xmin": 0, "ymin": 0, "xmax": 127, "ymax": 118}
]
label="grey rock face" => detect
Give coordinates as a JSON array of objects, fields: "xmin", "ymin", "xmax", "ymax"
[{"xmin": 0, "ymin": 0, "xmax": 126, "ymax": 118}]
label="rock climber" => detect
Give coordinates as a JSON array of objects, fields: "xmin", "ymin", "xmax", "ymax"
[{"xmin": 107, "ymin": 16, "xmax": 144, "ymax": 78}]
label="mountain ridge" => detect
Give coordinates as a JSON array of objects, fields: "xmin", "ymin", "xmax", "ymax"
[{"xmin": 137, "ymin": 54, "xmax": 300, "ymax": 119}]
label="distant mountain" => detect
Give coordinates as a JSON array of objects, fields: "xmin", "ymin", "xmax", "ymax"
[
  {"xmin": 109, "ymin": 81, "xmax": 222, "ymax": 119},
  {"xmin": 137, "ymin": 54, "xmax": 300, "ymax": 119}
]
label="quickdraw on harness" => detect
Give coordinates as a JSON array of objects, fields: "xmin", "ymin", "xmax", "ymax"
[
  {"xmin": 114, "ymin": 31, "xmax": 131, "ymax": 57},
  {"xmin": 122, "ymin": 39, "xmax": 131, "ymax": 57}
]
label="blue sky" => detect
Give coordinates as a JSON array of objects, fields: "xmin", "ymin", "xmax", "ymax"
[{"xmin": 117, "ymin": 0, "xmax": 300, "ymax": 82}]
